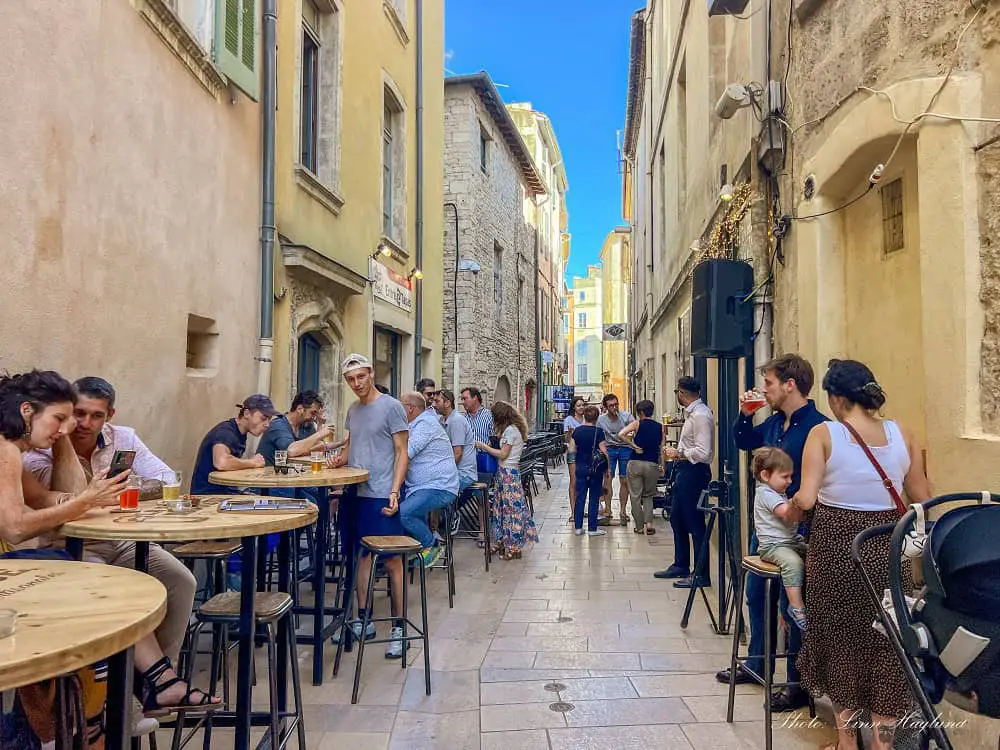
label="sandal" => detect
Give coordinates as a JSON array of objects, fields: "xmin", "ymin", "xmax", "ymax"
[
  {"xmin": 645, "ymin": 527, "xmax": 656, "ymax": 535},
  {"xmin": 620, "ymin": 515, "xmax": 630, "ymax": 526},
  {"xmin": 141, "ymin": 656, "xmax": 221, "ymax": 716}
]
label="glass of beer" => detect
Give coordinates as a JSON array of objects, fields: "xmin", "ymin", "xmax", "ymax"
[
  {"xmin": 743, "ymin": 390, "xmax": 768, "ymax": 414},
  {"xmin": 120, "ymin": 475, "xmax": 141, "ymax": 511},
  {"xmin": 274, "ymin": 450, "xmax": 288, "ymax": 475},
  {"xmin": 310, "ymin": 450, "xmax": 324, "ymax": 473},
  {"xmin": 161, "ymin": 470, "xmax": 182, "ymax": 501}
]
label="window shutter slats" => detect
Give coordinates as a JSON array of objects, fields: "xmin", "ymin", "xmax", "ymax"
[{"xmin": 215, "ymin": 0, "xmax": 259, "ymax": 100}]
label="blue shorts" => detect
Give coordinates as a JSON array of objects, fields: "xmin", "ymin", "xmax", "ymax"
[
  {"xmin": 566, "ymin": 452, "xmax": 576, "ymax": 465},
  {"xmin": 606, "ymin": 446, "xmax": 633, "ymax": 477}
]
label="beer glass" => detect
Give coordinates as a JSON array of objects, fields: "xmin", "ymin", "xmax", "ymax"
[
  {"xmin": 310, "ymin": 450, "xmax": 324, "ymax": 473},
  {"xmin": 120, "ymin": 474, "xmax": 141, "ymax": 511},
  {"xmin": 743, "ymin": 390, "xmax": 768, "ymax": 414},
  {"xmin": 161, "ymin": 470, "xmax": 182, "ymax": 501},
  {"xmin": 274, "ymin": 450, "xmax": 288, "ymax": 474}
]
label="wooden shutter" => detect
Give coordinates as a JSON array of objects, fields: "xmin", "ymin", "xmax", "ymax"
[{"xmin": 215, "ymin": 0, "xmax": 259, "ymax": 100}]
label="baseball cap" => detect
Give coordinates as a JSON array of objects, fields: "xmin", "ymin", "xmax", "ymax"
[
  {"xmin": 341, "ymin": 353, "xmax": 373, "ymax": 374},
  {"xmin": 239, "ymin": 394, "xmax": 279, "ymax": 417}
]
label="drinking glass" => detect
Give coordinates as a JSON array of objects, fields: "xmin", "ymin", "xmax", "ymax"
[
  {"xmin": 120, "ymin": 474, "xmax": 141, "ymax": 511},
  {"xmin": 0, "ymin": 609, "xmax": 17, "ymax": 638},
  {"xmin": 743, "ymin": 390, "xmax": 768, "ymax": 414},
  {"xmin": 161, "ymin": 470, "xmax": 182, "ymax": 501},
  {"xmin": 310, "ymin": 450, "xmax": 324, "ymax": 473},
  {"xmin": 274, "ymin": 450, "xmax": 288, "ymax": 474}
]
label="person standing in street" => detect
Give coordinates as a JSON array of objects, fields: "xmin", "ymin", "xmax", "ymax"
[
  {"xmin": 399, "ymin": 391, "xmax": 459, "ymax": 567},
  {"xmin": 617, "ymin": 399, "xmax": 663, "ymax": 535},
  {"xmin": 654, "ymin": 376, "xmax": 714, "ymax": 589},
  {"xmin": 568, "ymin": 405, "xmax": 609, "ymax": 536},
  {"xmin": 328, "ymin": 354, "xmax": 410, "ymax": 659},
  {"xmin": 563, "ymin": 396, "xmax": 586, "ymax": 523},
  {"xmin": 596, "ymin": 394, "xmax": 633, "ymax": 526},
  {"xmin": 713, "ymin": 354, "xmax": 828, "ymax": 713}
]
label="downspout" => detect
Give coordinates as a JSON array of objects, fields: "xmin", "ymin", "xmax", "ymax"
[
  {"xmin": 444, "ymin": 202, "xmax": 460, "ymax": 391},
  {"xmin": 413, "ymin": 0, "xmax": 425, "ymax": 381},
  {"xmin": 534, "ymin": 201, "xmax": 542, "ymax": 427},
  {"xmin": 257, "ymin": 0, "xmax": 277, "ymax": 394},
  {"xmin": 644, "ymin": 11, "xmax": 654, "ymax": 398}
]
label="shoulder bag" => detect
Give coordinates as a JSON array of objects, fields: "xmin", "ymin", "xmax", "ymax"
[
  {"xmin": 587, "ymin": 428, "xmax": 609, "ymax": 483},
  {"xmin": 840, "ymin": 420, "xmax": 927, "ymax": 559}
]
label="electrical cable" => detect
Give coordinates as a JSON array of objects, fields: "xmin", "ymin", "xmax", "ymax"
[
  {"xmin": 793, "ymin": 183, "xmax": 874, "ymax": 220},
  {"xmin": 781, "ymin": 0, "xmax": 794, "ymax": 97}
]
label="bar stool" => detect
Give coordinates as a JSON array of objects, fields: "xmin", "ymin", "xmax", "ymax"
[
  {"xmin": 332, "ymin": 535, "xmax": 432, "ymax": 704},
  {"xmin": 176, "ymin": 592, "xmax": 305, "ymax": 750},
  {"xmin": 726, "ymin": 555, "xmax": 814, "ymax": 750},
  {"xmin": 453, "ymin": 482, "xmax": 492, "ymax": 571},
  {"xmin": 426, "ymin": 502, "xmax": 457, "ymax": 609}
]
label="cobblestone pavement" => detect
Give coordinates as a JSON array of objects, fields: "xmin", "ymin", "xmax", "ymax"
[{"xmin": 163, "ymin": 466, "xmax": 837, "ymax": 748}]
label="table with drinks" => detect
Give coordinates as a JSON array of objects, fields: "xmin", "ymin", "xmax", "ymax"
[
  {"xmin": 208, "ymin": 461, "xmax": 369, "ymax": 686},
  {"xmin": 0, "ymin": 560, "xmax": 166, "ymax": 750},
  {"xmin": 61, "ymin": 495, "xmax": 318, "ymax": 750}
]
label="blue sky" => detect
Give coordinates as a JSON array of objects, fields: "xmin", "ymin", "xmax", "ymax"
[{"xmin": 444, "ymin": 1, "xmax": 634, "ymax": 286}]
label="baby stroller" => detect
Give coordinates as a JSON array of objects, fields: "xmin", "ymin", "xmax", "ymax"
[
  {"xmin": 653, "ymin": 460, "xmax": 677, "ymax": 520},
  {"xmin": 852, "ymin": 492, "xmax": 1000, "ymax": 750}
]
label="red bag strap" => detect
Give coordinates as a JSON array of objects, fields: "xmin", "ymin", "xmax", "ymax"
[{"xmin": 840, "ymin": 420, "xmax": 907, "ymax": 515}]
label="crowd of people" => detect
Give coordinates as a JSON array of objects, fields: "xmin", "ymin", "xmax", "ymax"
[{"xmin": 0, "ymin": 351, "xmax": 928, "ymax": 749}]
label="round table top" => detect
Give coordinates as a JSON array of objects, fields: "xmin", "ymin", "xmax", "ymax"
[
  {"xmin": 0, "ymin": 560, "xmax": 166, "ymax": 692},
  {"xmin": 61, "ymin": 496, "xmax": 319, "ymax": 542},
  {"xmin": 208, "ymin": 466, "xmax": 368, "ymax": 489}
]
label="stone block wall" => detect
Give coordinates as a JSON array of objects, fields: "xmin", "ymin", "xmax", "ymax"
[{"xmin": 443, "ymin": 85, "xmax": 539, "ymax": 415}]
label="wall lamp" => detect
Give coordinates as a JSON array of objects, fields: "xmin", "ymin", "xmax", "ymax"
[
  {"xmin": 408, "ymin": 267, "xmax": 424, "ymax": 282},
  {"xmin": 369, "ymin": 242, "xmax": 392, "ymax": 261}
]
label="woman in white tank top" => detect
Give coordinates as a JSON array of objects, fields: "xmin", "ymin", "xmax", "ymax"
[{"xmin": 788, "ymin": 360, "xmax": 931, "ymax": 750}]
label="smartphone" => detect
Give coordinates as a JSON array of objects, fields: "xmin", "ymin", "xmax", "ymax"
[{"xmin": 107, "ymin": 450, "xmax": 136, "ymax": 479}]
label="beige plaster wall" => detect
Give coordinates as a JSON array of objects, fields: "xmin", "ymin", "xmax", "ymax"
[{"xmin": 0, "ymin": 1, "xmax": 261, "ymax": 476}]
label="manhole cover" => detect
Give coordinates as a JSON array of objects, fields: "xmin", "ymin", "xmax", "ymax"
[
  {"xmin": 556, "ymin": 615, "xmax": 573, "ymax": 623},
  {"xmin": 549, "ymin": 701, "xmax": 575, "ymax": 713},
  {"xmin": 543, "ymin": 682, "xmax": 566, "ymax": 692},
  {"xmin": 535, "ymin": 573, "xmax": 549, "ymax": 581}
]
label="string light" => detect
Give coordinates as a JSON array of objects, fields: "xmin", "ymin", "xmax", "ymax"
[{"xmin": 697, "ymin": 182, "xmax": 754, "ymax": 264}]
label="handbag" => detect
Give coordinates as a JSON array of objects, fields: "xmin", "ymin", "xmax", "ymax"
[
  {"xmin": 476, "ymin": 436, "xmax": 500, "ymax": 474},
  {"xmin": 841, "ymin": 420, "xmax": 928, "ymax": 560},
  {"xmin": 587, "ymin": 428, "xmax": 608, "ymax": 483}
]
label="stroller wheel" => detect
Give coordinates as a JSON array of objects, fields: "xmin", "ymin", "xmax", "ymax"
[{"xmin": 660, "ymin": 508, "xmax": 669, "ymax": 520}]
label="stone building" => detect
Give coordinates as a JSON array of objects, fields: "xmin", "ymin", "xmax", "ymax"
[
  {"xmin": 443, "ymin": 72, "xmax": 546, "ymax": 419},
  {"xmin": 600, "ymin": 228, "xmax": 631, "ymax": 406},
  {"xmin": 0, "ymin": 0, "xmax": 262, "ymax": 476},
  {"xmin": 569, "ymin": 265, "xmax": 605, "ymax": 403}
]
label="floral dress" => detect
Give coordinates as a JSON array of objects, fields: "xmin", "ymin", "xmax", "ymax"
[{"xmin": 490, "ymin": 426, "xmax": 538, "ymax": 553}]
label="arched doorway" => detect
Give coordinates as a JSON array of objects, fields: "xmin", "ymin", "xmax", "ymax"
[{"xmin": 494, "ymin": 374, "xmax": 511, "ymax": 404}]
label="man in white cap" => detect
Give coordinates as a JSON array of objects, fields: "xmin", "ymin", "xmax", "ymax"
[{"xmin": 328, "ymin": 353, "xmax": 411, "ymax": 658}]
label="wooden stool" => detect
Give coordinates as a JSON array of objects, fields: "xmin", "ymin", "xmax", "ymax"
[
  {"xmin": 332, "ymin": 535, "xmax": 431, "ymax": 704},
  {"xmin": 726, "ymin": 555, "xmax": 814, "ymax": 750},
  {"xmin": 178, "ymin": 592, "xmax": 305, "ymax": 750},
  {"xmin": 454, "ymin": 482, "xmax": 492, "ymax": 571}
]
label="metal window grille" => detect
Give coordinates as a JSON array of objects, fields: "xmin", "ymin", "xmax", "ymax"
[{"xmin": 881, "ymin": 178, "xmax": 905, "ymax": 255}]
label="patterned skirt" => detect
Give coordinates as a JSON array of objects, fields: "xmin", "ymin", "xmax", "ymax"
[
  {"xmin": 797, "ymin": 504, "xmax": 914, "ymax": 717},
  {"xmin": 490, "ymin": 467, "xmax": 538, "ymax": 553}
]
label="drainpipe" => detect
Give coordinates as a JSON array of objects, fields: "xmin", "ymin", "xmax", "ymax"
[
  {"xmin": 413, "ymin": 0, "xmax": 425, "ymax": 381},
  {"xmin": 534, "ymin": 204, "xmax": 542, "ymax": 427},
  {"xmin": 444, "ymin": 202, "xmax": 460, "ymax": 391},
  {"xmin": 256, "ymin": 0, "xmax": 277, "ymax": 395}
]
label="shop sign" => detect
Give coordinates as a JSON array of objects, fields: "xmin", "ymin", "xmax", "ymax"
[{"xmin": 370, "ymin": 259, "xmax": 412, "ymax": 313}]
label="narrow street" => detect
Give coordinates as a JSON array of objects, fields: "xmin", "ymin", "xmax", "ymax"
[{"xmin": 252, "ymin": 467, "xmax": 837, "ymax": 749}]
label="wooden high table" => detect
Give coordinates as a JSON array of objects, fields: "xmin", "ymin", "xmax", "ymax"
[
  {"xmin": 0, "ymin": 560, "xmax": 166, "ymax": 750},
  {"xmin": 207, "ymin": 466, "xmax": 369, "ymax": 686},
  {"xmin": 62, "ymin": 497, "xmax": 318, "ymax": 750}
]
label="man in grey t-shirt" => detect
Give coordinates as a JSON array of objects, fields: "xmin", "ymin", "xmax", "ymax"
[
  {"xmin": 329, "ymin": 353, "xmax": 410, "ymax": 657},
  {"xmin": 596, "ymin": 393, "xmax": 633, "ymax": 525},
  {"xmin": 434, "ymin": 389, "xmax": 477, "ymax": 491}
]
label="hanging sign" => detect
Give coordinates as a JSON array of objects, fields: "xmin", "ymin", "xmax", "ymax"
[{"xmin": 370, "ymin": 258, "xmax": 412, "ymax": 313}]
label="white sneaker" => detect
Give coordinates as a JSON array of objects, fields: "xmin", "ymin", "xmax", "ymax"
[
  {"xmin": 331, "ymin": 618, "xmax": 376, "ymax": 644},
  {"xmin": 132, "ymin": 697, "xmax": 158, "ymax": 736},
  {"xmin": 574, "ymin": 528, "xmax": 584, "ymax": 535},
  {"xmin": 385, "ymin": 626, "xmax": 404, "ymax": 659},
  {"xmin": 587, "ymin": 529, "xmax": 606, "ymax": 537}
]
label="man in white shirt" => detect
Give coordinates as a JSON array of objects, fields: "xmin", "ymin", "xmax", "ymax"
[{"xmin": 655, "ymin": 376, "xmax": 715, "ymax": 588}]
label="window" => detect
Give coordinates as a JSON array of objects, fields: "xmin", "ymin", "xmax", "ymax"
[
  {"xmin": 576, "ymin": 341, "xmax": 586, "ymax": 358},
  {"xmin": 493, "ymin": 243, "xmax": 504, "ymax": 318},
  {"xmin": 374, "ymin": 326, "xmax": 400, "ymax": 396},
  {"xmin": 881, "ymin": 178, "xmax": 904, "ymax": 255},
  {"xmin": 216, "ymin": 0, "xmax": 258, "ymax": 99},
  {"xmin": 479, "ymin": 127, "xmax": 490, "ymax": 174},
  {"xmin": 297, "ymin": 333, "xmax": 322, "ymax": 392},
  {"xmin": 186, "ymin": 314, "xmax": 220, "ymax": 374},
  {"xmin": 300, "ymin": 19, "xmax": 320, "ymax": 173},
  {"xmin": 563, "ymin": 314, "xmax": 569, "ymax": 335},
  {"xmin": 169, "ymin": 0, "xmax": 215, "ymax": 50},
  {"xmin": 577, "ymin": 291, "xmax": 585, "ymax": 302},
  {"xmin": 577, "ymin": 364, "xmax": 589, "ymax": 383},
  {"xmin": 675, "ymin": 309, "xmax": 692, "ymax": 386},
  {"xmin": 577, "ymin": 312, "xmax": 587, "ymax": 328},
  {"xmin": 382, "ymin": 87, "xmax": 405, "ymax": 243}
]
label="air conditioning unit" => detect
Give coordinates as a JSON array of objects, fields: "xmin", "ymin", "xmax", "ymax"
[{"xmin": 708, "ymin": 0, "xmax": 751, "ymax": 15}]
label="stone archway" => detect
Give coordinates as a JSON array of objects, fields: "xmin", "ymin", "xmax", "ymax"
[
  {"xmin": 494, "ymin": 373, "xmax": 511, "ymax": 404},
  {"xmin": 291, "ymin": 297, "xmax": 345, "ymax": 423}
]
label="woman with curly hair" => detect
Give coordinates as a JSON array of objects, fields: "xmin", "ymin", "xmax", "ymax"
[{"xmin": 475, "ymin": 400, "xmax": 538, "ymax": 560}]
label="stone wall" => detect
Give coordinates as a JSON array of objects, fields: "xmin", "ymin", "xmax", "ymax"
[{"xmin": 443, "ymin": 85, "xmax": 539, "ymax": 414}]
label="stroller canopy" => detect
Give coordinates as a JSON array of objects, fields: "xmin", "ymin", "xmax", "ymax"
[{"xmin": 923, "ymin": 503, "xmax": 1000, "ymax": 623}]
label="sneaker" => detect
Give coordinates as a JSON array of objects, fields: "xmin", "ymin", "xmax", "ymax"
[
  {"xmin": 788, "ymin": 605, "xmax": 807, "ymax": 630},
  {"xmin": 587, "ymin": 529, "xmax": 607, "ymax": 537},
  {"xmin": 385, "ymin": 626, "xmax": 404, "ymax": 659},
  {"xmin": 420, "ymin": 545, "xmax": 441, "ymax": 567},
  {"xmin": 432, "ymin": 530, "xmax": 445, "ymax": 544},
  {"xmin": 574, "ymin": 528, "xmax": 585, "ymax": 536},
  {"xmin": 331, "ymin": 618, "xmax": 376, "ymax": 644},
  {"xmin": 133, "ymin": 697, "xmax": 158, "ymax": 735}
]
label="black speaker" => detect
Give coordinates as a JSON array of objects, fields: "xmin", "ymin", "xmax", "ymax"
[{"xmin": 690, "ymin": 259, "xmax": 754, "ymax": 359}]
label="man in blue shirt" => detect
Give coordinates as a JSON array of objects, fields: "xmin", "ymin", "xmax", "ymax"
[
  {"xmin": 257, "ymin": 390, "xmax": 334, "ymax": 465},
  {"xmin": 399, "ymin": 391, "xmax": 459, "ymax": 567},
  {"xmin": 715, "ymin": 354, "xmax": 828, "ymax": 713}
]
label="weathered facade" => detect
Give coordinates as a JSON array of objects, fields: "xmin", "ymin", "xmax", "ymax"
[
  {"xmin": 601, "ymin": 228, "xmax": 631, "ymax": 406},
  {"xmin": 443, "ymin": 73, "xmax": 545, "ymax": 418},
  {"xmin": 271, "ymin": 0, "xmax": 445, "ymax": 420},
  {"xmin": 0, "ymin": 0, "xmax": 261, "ymax": 476},
  {"xmin": 569, "ymin": 265, "xmax": 604, "ymax": 403}
]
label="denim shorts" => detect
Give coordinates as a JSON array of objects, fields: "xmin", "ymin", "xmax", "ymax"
[{"xmin": 606, "ymin": 446, "xmax": 633, "ymax": 477}]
